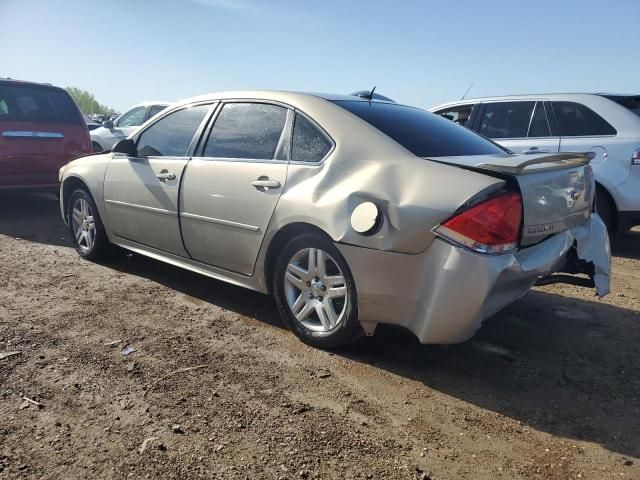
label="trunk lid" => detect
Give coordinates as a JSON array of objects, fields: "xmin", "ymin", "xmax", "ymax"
[{"xmin": 430, "ymin": 152, "xmax": 595, "ymax": 246}]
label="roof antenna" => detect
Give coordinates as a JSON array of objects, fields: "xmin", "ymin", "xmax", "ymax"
[
  {"xmin": 365, "ymin": 86, "xmax": 376, "ymax": 100},
  {"xmin": 461, "ymin": 83, "xmax": 474, "ymax": 100}
]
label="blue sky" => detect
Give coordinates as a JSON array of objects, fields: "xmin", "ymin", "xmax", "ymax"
[{"xmin": 2, "ymin": 0, "xmax": 639, "ymax": 112}]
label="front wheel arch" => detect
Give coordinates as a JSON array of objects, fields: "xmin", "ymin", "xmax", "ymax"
[{"xmin": 62, "ymin": 176, "xmax": 91, "ymax": 223}]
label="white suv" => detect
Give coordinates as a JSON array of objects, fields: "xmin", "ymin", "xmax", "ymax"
[
  {"xmin": 430, "ymin": 94, "xmax": 640, "ymax": 231},
  {"xmin": 90, "ymin": 101, "xmax": 170, "ymax": 153}
]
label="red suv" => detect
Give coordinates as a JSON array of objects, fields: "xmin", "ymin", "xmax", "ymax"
[{"xmin": 0, "ymin": 78, "xmax": 91, "ymax": 190}]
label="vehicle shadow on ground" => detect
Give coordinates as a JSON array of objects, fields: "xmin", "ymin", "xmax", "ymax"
[
  {"xmin": 342, "ymin": 290, "xmax": 640, "ymax": 459},
  {"xmin": 0, "ymin": 192, "xmax": 68, "ymax": 247},
  {"xmin": 610, "ymin": 228, "xmax": 640, "ymax": 260},
  {"xmin": 3, "ymin": 192, "xmax": 639, "ymax": 458},
  {"xmin": 105, "ymin": 250, "xmax": 640, "ymax": 458}
]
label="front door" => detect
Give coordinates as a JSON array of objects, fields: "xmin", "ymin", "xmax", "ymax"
[
  {"xmin": 474, "ymin": 100, "xmax": 560, "ymax": 154},
  {"xmin": 180, "ymin": 102, "xmax": 291, "ymax": 275},
  {"xmin": 103, "ymin": 104, "xmax": 211, "ymax": 256}
]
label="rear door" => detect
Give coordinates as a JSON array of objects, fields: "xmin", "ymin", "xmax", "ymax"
[
  {"xmin": 0, "ymin": 83, "xmax": 89, "ymax": 188},
  {"xmin": 551, "ymin": 101, "xmax": 618, "ymax": 172},
  {"xmin": 103, "ymin": 103, "xmax": 212, "ymax": 256},
  {"xmin": 180, "ymin": 102, "xmax": 291, "ymax": 275},
  {"xmin": 473, "ymin": 100, "xmax": 560, "ymax": 154}
]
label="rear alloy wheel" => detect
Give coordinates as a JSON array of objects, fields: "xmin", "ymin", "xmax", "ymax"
[
  {"xmin": 273, "ymin": 234, "xmax": 362, "ymax": 349},
  {"xmin": 68, "ymin": 189, "xmax": 111, "ymax": 260}
]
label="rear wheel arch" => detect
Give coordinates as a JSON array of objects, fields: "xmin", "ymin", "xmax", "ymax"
[{"xmin": 264, "ymin": 222, "xmax": 334, "ymax": 294}]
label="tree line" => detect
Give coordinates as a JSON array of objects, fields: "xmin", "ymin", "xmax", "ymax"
[{"xmin": 66, "ymin": 87, "xmax": 118, "ymax": 117}]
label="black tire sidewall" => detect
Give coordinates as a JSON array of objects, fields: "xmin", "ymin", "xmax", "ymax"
[
  {"xmin": 596, "ymin": 188, "xmax": 616, "ymax": 232},
  {"xmin": 68, "ymin": 189, "xmax": 109, "ymax": 260},
  {"xmin": 273, "ymin": 234, "xmax": 362, "ymax": 349}
]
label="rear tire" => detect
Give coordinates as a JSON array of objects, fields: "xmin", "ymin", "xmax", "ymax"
[
  {"xmin": 273, "ymin": 233, "xmax": 363, "ymax": 349},
  {"xmin": 596, "ymin": 187, "xmax": 617, "ymax": 233},
  {"xmin": 67, "ymin": 189, "xmax": 111, "ymax": 261},
  {"xmin": 92, "ymin": 141, "xmax": 103, "ymax": 153}
]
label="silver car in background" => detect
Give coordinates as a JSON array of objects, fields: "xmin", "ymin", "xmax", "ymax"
[
  {"xmin": 90, "ymin": 101, "xmax": 170, "ymax": 152},
  {"xmin": 430, "ymin": 93, "xmax": 640, "ymax": 231},
  {"xmin": 59, "ymin": 91, "xmax": 610, "ymax": 349}
]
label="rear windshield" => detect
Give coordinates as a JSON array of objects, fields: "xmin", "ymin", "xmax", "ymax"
[
  {"xmin": 332, "ymin": 100, "xmax": 505, "ymax": 157},
  {"xmin": 602, "ymin": 95, "xmax": 640, "ymax": 117},
  {"xmin": 0, "ymin": 83, "xmax": 81, "ymax": 125}
]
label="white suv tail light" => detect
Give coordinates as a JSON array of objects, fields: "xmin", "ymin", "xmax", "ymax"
[{"xmin": 632, "ymin": 147, "xmax": 640, "ymax": 166}]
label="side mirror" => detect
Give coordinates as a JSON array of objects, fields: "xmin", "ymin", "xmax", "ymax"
[
  {"xmin": 102, "ymin": 119, "xmax": 114, "ymax": 129},
  {"xmin": 112, "ymin": 139, "xmax": 138, "ymax": 157}
]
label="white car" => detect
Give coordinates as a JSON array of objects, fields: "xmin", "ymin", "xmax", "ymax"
[
  {"xmin": 430, "ymin": 94, "xmax": 640, "ymax": 231},
  {"xmin": 90, "ymin": 101, "xmax": 170, "ymax": 152}
]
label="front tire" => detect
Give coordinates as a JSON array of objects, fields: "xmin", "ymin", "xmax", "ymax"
[
  {"xmin": 67, "ymin": 189, "xmax": 111, "ymax": 261},
  {"xmin": 273, "ymin": 234, "xmax": 363, "ymax": 349}
]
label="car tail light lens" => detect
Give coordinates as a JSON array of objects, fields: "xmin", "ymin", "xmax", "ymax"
[
  {"xmin": 433, "ymin": 192, "xmax": 522, "ymax": 254},
  {"xmin": 632, "ymin": 147, "xmax": 640, "ymax": 166}
]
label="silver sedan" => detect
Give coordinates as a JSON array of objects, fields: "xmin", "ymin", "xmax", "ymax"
[{"xmin": 59, "ymin": 91, "xmax": 611, "ymax": 349}]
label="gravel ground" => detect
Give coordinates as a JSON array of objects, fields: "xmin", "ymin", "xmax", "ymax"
[{"xmin": 0, "ymin": 192, "xmax": 639, "ymax": 479}]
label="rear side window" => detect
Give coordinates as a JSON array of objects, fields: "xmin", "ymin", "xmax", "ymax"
[
  {"xmin": 551, "ymin": 101, "xmax": 617, "ymax": 136},
  {"xmin": 435, "ymin": 104, "xmax": 475, "ymax": 126},
  {"xmin": 332, "ymin": 101, "xmax": 504, "ymax": 158},
  {"xmin": 137, "ymin": 105, "xmax": 209, "ymax": 157},
  {"xmin": 601, "ymin": 95, "xmax": 640, "ymax": 117},
  {"xmin": 291, "ymin": 113, "xmax": 332, "ymax": 162},
  {"xmin": 148, "ymin": 104, "xmax": 167, "ymax": 119},
  {"xmin": 204, "ymin": 103, "xmax": 288, "ymax": 160},
  {"xmin": 478, "ymin": 102, "xmax": 535, "ymax": 139},
  {"xmin": 0, "ymin": 84, "xmax": 81, "ymax": 125}
]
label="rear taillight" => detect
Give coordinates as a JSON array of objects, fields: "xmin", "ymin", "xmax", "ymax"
[
  {"xmin": 433, "ymin": 192, "xmax": 522, "ymax": 254},
  {"xmin": 632, "ymin": 147, "xmax": 640, "ymax": 166}
]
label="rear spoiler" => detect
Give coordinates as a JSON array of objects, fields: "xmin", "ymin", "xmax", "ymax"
[{"xmin": 477, "ymin": 152, "xmax": 593, "ymax": 175}]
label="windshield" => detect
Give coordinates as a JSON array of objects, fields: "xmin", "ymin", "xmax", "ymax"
[
  {"xmin": 332, "ymin": 100, "xmax": 506, "ymax": 157},
  {"xmin": 601, "ymin": 95, "xmax": 640, "ymax": 117}
]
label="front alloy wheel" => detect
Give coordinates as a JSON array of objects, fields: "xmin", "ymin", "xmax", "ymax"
[
  {"xmin": 273, "ymin": 233, "xmax": 362, "ymax": 349},
  {"xmin": 71, "ymin": 197, "xmax": 96, "ymax": 254}
]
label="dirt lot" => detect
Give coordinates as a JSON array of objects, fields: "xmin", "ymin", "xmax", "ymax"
[{"xmin": 0, "ymin": 192, "xmax": 639, "ymax": 480}]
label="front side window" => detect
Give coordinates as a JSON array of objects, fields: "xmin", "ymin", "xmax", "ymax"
[
  {"xmin": 332, "ymin": 100, "xmax": 505, "ymax": 157},
  {"xmin": 551, "ymin": 101, "xmax": 617, "ymax": 136},
  {"xmin": 291, "ymin": 113, "xmax": 332, "ymax": 162},
  {"xmin": 136, "ymin": 105, "xmax": 209, "ymax": 157},
  {"xmin": 203, "ymin": 103, "xmax": 288, "ymax": 160},
  {"xmin": 435, "ymin": 104, "xmax": 475, "ymax": 126},
  {"xmin": 0, "ymin": 84, "xmax": 80, "ymax": 124},
  {"xmin": 117, "ymin": 107, "xmax": 147, "ymax": 127},
  {"xmin": 478, "ymin": 101, "xmax": 535, "ymax": 139}
]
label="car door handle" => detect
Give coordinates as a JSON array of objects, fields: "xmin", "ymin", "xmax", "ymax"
[
  {"xmin": 524, "ymin": 147, "xmax": 550, "ymax": 154},
  {"xmin": 251, "ymin": 179, "xmax": 281, "ymax": 189},
  {"xmin": 156, "ymin": 171, "xmax": 176, "ymax": 181}
]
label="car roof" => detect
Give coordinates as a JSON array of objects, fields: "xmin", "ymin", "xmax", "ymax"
[
  {"xmin": 176, "ymin": 90, "xmax": 398, "ymax": 106},
  {"xmin": 0, "ymin": 77, "xmax": 66, "ymax": 91},
  {"xmin": 430, "ymin": 92, "xmax": 639, "ymax": 110}
]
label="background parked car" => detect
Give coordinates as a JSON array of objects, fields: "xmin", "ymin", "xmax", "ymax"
[
  {"xmin": 90, "ymin": 101, "xmax": 170, "ymax": 152},
  {"xmin": 430, "ymin": 93, "xmax": 640, "ymax": 231},
  {"xmin": 83, "ymin": 115, "xmax": 101, "ymax": 131},
  {"xmin": 0, "ymin": 78, "xmax": 91, "ymax": 191}
]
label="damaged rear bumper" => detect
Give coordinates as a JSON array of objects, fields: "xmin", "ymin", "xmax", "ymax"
[{"xmin": 337, "ymin": 215, "xmax": 610, "ymax": 345}]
